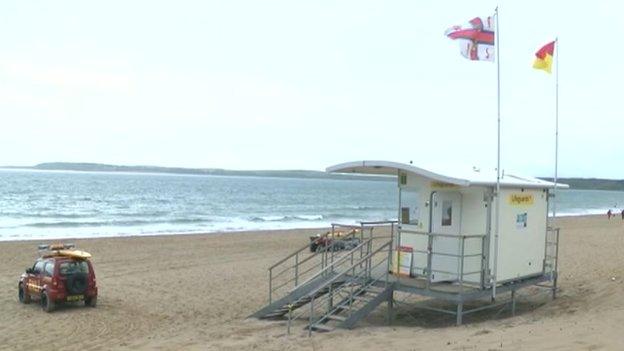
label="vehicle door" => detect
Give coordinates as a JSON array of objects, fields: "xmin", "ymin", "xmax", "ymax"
[
  {"xmin": 42, "ymin": 261, "xmax": 55, "ymax": 293},
  {"xmin": 27, "ymin": 260, "xmax": 45, "ymax": 297},
  {"xmin": 430, "ymin": 191, "xmax": 462, "ymax": 282}
]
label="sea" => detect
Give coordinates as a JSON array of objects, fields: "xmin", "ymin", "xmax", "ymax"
[{"xmin": 1, "ymin": 169, "xmax": 623, "ymax": 241}]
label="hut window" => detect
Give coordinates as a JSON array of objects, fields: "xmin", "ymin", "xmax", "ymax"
[
  {"xmin": 442, "ymin": 200, "xmax": 452, "ymax": 226},
  {"xmin": 401, "ymin": 207, "xmax": 410, "ymax": 224},
  {"xmin": 400, "ymin": 189, "xmax": 420, "ymax": 225}
]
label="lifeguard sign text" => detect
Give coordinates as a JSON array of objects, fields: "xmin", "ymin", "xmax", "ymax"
[{"xmin": 508, "ymin": 194, "xmax": 534, "ymax": 206}]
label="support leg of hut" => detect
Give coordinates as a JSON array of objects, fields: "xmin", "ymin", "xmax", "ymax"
[
  {"xmin": 552, "ymin": 276, "xmax": 558, "ymax": 299},
  {"xmin": 511, "ymin": 289, "xmax": 516, "ymax": 317},
  {"xmin": 456, "ymin": 302, "xmax": 463, "ymax": 326},
  {"xmin": 386, "ymin": 291, "xmax": 394, "ymax": 325}
]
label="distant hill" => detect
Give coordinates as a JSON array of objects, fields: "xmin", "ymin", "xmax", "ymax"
[
  {"xmin": 2, "ymin": 162, "xmax": 393, "ymax": 182},
  {"xmin": 539, "ymin": 177, "xmax": 624, "ymax": 191},
  {"xmin": 2, "ymin": 163, "xmax": 622, "ymax": 190}
]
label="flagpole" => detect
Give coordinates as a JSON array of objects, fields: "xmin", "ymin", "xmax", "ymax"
[
  {"xmin": 552, "ymin": 37, "xmax": 559, "ymax": 298},
  {"xmin": 492, "ymin": 6, "xmax": 501, "ymax": 300},
  {"xmin": 553, "ymin": 38, "xmax": 559, "ymax": 219}
]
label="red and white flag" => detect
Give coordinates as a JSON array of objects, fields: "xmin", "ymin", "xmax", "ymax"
[{"xmin": 445, "ymin": 15, "xmax": 495, "ymax": 62}]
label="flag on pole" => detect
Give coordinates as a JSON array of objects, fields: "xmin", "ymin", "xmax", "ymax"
[
  {"xmin": 445, "ymin": 15, "xmax": 496, "ymax": 61},
  {"xmin": 533, "ymin": 41, "xmax": 555, "ymax": 73}
]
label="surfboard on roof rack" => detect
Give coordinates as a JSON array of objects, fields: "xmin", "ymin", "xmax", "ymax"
[{"xmin": 38, "ymin": 243, "xmax": 92, "ymax": 259}]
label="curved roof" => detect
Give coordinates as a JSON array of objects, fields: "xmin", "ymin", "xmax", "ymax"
[{"xmin": 326, "ymin": 160, "xmax": 568, "ymax": 189}]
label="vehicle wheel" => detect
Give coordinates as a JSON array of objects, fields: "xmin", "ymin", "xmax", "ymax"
[
  {"xmin": 85, "ymin": 296, "xmax": 97, "ymax": 308},
  {"xmin": 41, "ymin": 291, "xmax": 55, "ymax": 312},
  {"xmin": 18, "ymin": 284, "xmax": 30, "ymax": 304}
]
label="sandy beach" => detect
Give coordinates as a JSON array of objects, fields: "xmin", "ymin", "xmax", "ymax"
[{"xmin": 1, "ymin": 215, "xmax": 623, "ymax": 350}]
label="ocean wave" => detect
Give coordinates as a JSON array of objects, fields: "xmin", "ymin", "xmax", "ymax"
[
  {"xmin": 249, "ymin": 214, "xmax": 324, "ymax": 222},
  {"xmin": 114, "ymin": 211, "xmax": 170, "ymax": 218},
  {"xmin": 25, "ymin": 217, "xmax": 210, "ymax": 228},
  {"xmin": 345, "ymin": 205, "xmax": 390, "ymax": 211},
  {"xmin": 0, "ymin": 212, "xmax": 93, "ymax": 219},
  {"xmin": 554, "ymin": 208, "xmax": 620, "ymax": 217}
]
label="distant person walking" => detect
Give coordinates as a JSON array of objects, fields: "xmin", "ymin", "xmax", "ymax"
[
  {"xmin": 607, "ymin": 209, "xmax": 612, "ymax": 219},
  {"xmin": 621, "ymin": 209, "xmax": 624, "ymax": 220}
]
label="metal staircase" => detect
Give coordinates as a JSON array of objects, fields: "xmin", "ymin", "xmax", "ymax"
[
  {"xmin": 251, "ymin": 222, "xmax": 396, "ymax": 335},
  {"xmin": 250, "ymin": 272, "xmax": 347, "ymax": 320},
  {"xmin": 302, "ymin": 239, "xmax": 393, "ymax": 335}
]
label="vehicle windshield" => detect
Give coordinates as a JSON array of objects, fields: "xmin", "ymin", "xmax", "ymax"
[{"xmin": 59, "ymin": 260, "xmax": 89, "ymax": 276}]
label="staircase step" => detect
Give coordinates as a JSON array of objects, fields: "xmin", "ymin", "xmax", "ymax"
[
  {"xmin": 339, "ymin": 286, "xmax": 393, "ymax": 330},
  {"xmin": 261, "ymin": 314, "xmax": 285, "ymax": 319},
  {"xmin": 310, "ymin": 324, "xmax": 333, "ymax": 332},
  {"xmin": 270, "ymin": 311, "xmax": 287, "ymax": 316},
  {"xmin": 353, "ymin": 294, "xmax": 372, "ymax": 301},
  {"xmin": 364, "ymin": 286, "xmax": 384, "ymax": 293},
  {"xmin": 326, "ymin": 314, "xmax": 346, "ymax": 322}
]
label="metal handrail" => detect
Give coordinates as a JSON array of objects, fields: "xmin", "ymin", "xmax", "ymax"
[
  {"xmin": 269, "ymin": 243, "xmax": 311, "ymax": 271},
  {"xmin": 268, "ymin": 228, "xmax": 368, "ymax": 303},
  {"xmin": 269, "ymin": 226, "xmax": 362, "ymax": 271},
  {"xmin": 395, "ymin": 228, "xmax": 486, "ymax": 291},
  {"xmin": 305, "ymin": 240, "xmax": 392, "ymax": 334},
  {"xmin": 412, "ymin": 251, "xmax": 482, "ymax": 259},
  {"xmin": 322, "ymin": 255, "xmax": 389, "ymax": 304},
  {"xmin": 303, "ymin": 255, "xmax": 389, "ymax": 316},
  {"xmin": 274, "ymin": 239, "xmax": 370, "ymax": 303},
  {"xmin": 359, "ymin": 220, "xmax": 398, "ymax": 225},
  {"xmin": 331, "ymin": 220, "xmax": 397, "ymax": 228},
  {"xmin": 272, "ymin": 247, "xmax": 327, "ymax": 280},
  {"xmin": 270, "ymin": 222, "xmax": 397, "ymax": 306},
  {"xmin": 284, "ymin": 239, "xmax": 379, "ymax": 320},
  {"xmin": 282, "ymin": 223, "xmax": 397, "ymax": 332},
  {"xmin": 289, "ymin": 238, "xmax": 373, "ymax": 294},
  {"xmin": 271, "ymin": 221, "xmax": 395, "ymax": 278},
  {"xmin": 270, "ymin": 248, "xmax": 337, "ymax": 298},
  {"xmin": 329, "ymin": 223, "xmax": 362, "ymax": 230},
  {"xmin": 399, "ymin": 228, "xmax": 486, "ymax": 239},
  {"xmin": 424, "ymin": 251, "xmax": 482, "ymax": 258},
  {"xmin": 298, "ymin": 253, "xmax": 389, "ymax": 323},
  {"xmin": 307, "ymin": 240, "xmax": 392, "ymax": 298}
]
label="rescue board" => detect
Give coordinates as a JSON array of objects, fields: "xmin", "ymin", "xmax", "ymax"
[{"xmin": 58, "ymin": 249, "xmax": 92, "ymax": 259}]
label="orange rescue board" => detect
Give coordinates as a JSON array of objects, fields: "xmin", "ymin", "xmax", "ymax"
[{"xmin": 58, "ymin": 249, "xmax": 92, "ymax": 259}]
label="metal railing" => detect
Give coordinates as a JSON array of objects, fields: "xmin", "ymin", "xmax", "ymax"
[
  {"xmin": 267, "ymin": 228, "xmax": 361, "ymax": 304},
  {"xmin": 300, "ymin": 238, "xmax": 393, "ymax": 335},
  {"xmin": 267, "ymin": 221, "xmax": 396, "ymax": 304},
  {"xmin": 398, "ymin": 229, "xmax": 486, "ymax": 291},
  {"xmin": 544, "ymin": 227, "xmax": 560, "ymax": 298},
  {"xmin": 276, "ymin": 237, "xmax": 379, "ymax": 333}
]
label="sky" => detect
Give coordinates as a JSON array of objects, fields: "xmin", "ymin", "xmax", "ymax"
[{"xmin": 1, "ymin": 1, "xmax": 622, "ymax": 178}]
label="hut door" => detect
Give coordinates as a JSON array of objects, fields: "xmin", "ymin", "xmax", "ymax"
[{"xmin": 431, "ymin": 191, "xmax": 462, "ymax": 282}]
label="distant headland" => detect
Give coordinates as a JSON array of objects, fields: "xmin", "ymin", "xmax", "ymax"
[
  {"xmin": 0, "ymin": 162, "xmax": 393, "ymax": 182},
  {"xmin": 1, "ymin": 162, "xmax": 622, "ymax": 190}
]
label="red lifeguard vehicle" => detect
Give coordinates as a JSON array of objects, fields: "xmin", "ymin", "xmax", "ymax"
[{"xmin": 18, "ymin": 243, "xmax": 98, "ymax": 312}]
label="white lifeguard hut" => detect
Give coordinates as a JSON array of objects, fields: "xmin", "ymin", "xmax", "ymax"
[
  {"xmin": 328, "ymin": 160, "xmax": 567, "ymax": 285},
  {"xmin": 252, "ymin": 160, "xmax": 567, "ymax": 332}
]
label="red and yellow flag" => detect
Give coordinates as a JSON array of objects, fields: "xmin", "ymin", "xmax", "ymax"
[{"xmin": 533, "ymin": 41, "xmax": 555, "ymax": 73}]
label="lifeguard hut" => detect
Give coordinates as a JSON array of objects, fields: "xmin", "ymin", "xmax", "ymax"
[{"xmin": 251, "ymin": 160, "xmax": 566, "ymax": 334}]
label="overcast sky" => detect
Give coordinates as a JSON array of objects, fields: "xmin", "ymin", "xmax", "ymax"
[{"xmin": 1, "ymin": 1, "xmax": 621, "ymax": 178}]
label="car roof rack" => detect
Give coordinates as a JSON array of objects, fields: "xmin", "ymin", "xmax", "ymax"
[
  {"xmin": 37, "ymin": 243, "xmax": 76, "ymax": 258},
  {"xmin": 38, "ymin": 243, "xmax": 75, "ymax": 251},
  {"xmin": 37, "ymin": 243, "xmax": 92, "ymax": 260}
]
